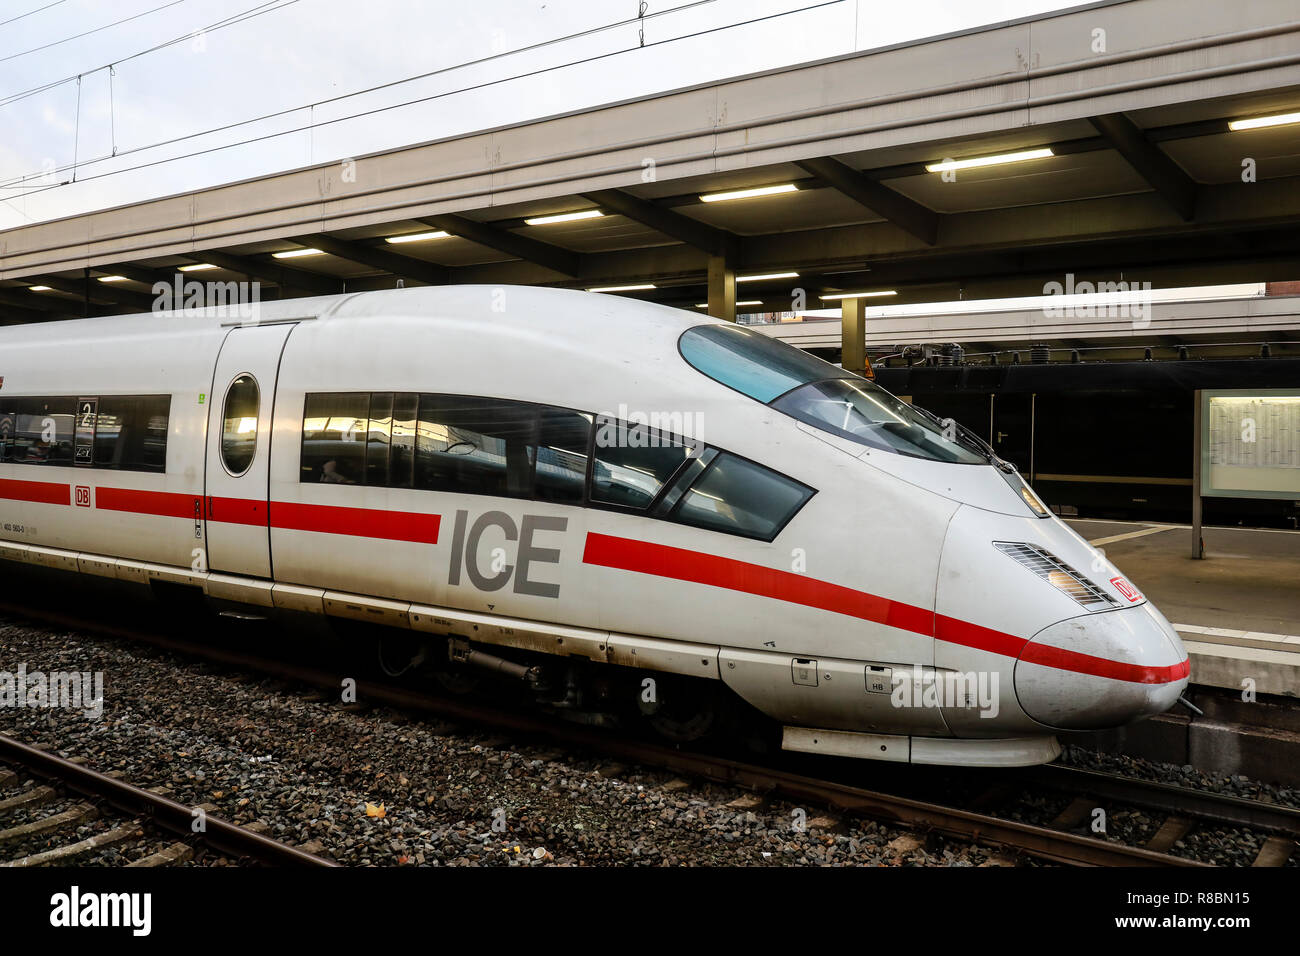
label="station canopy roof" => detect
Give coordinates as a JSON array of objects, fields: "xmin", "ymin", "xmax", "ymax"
[{"xmin": 3, "ymin": 0, "xmax": 1300, "ymax": 324}]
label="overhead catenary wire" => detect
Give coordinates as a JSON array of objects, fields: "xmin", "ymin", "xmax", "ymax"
[
  {"xmin": 0, "ymin": 0, "xmax": 68, "ymax": 30},
  {"xmin": 1, "ymin": 0, "xmax": 845, "ymax": 201},
  {"xmin": 0, "ymin": 0, "xmax": 192, "ymax": 65},
  {"xmin": 0, "ymin": 0, "xmax": 720, "ymax": 185},
  {"xmin": 0, "ymin": 0, "xmax": 301, "ymax": 110}
]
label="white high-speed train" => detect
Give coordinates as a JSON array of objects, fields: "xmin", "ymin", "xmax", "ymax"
[{"xmin": 0, "ymin": 286, "xmax": 1189, "ymax": 766}]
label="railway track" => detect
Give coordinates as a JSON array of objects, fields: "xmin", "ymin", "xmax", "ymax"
[
  {"xmin": 2, "ymin": 600, "xmax": 1297, "ymax": 867},
  {"xmin": 0, "ymin": 734, "xmax": 337, "ymax": 868},
  {"xmin": 1021, "ymin": 763, "xmax": 1299, "ymax": 867}
]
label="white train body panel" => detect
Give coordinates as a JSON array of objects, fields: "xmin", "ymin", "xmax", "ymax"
[{"xmin": 0, "ymin": 286, "xmax": 1190, "ymax": 766}]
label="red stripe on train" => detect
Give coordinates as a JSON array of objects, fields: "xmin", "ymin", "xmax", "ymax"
[
  {"xmin": 269, "ymin": 501, "xmax": 441, "ymax": 544},
  {"xmin": 0, "ymin": 478, "xmax": 70, "ymax": 506},
  {"xmin": 10, "ymin": 481, "xmax": 438, "ymax": 543},
  {"xmin": 934, "ymin": 614, "xmax": 1188, "ymax": 684},
  {"xmin": 582, "ymin": 531, "xmax": 1188, "ymax": 685},
  {"xmin": 582, "ymin": 531, "xmax": 934, "ymax": 636},
  {"xmin": 1018, "ymin": 642, "xmax": 1191, "ymax": 684},
  {"xmin": 97, "ymin": 487, "xmax": 201, "ymax": 519},
  {"xmin": 208, "ymin": 496, "xmax": 265, "ymax": 526},
  {"xmin": 933, "ymin": 614, "xmax": 1029, "ymax": 660}
]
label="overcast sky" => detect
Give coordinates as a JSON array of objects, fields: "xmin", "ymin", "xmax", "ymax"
[{"xmin": 0, "ymin": 0, "xmax": 1090, "ymax": 229}]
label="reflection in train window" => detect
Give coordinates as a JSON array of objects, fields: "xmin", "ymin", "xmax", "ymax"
[
  {"xmin": 219, "ymin": 376, "xmax": 259, "ymax": 476},
  {"xmin": 389, "ymin": 392, "xmax": 418, "ymax": 489},
  {"xmin": 535, "ymin": 408, "xmax": 592, "ymax": 505},
  {"xmin": 297, "ymin": 391, "xmax": 815, "ymax": 541},
  {"xmin": 670, "ymin": 452, "xmax": 813, "ymax": 541},
  {"xmin": 0, "ymin": 396, "xmax": 77, "ymax": 466},
  {"xmin": 366, "ymin": 392, "xmax": 393, "ymax": 488},
  {"xmin": 590, "ymin": 416, "xmax": 692, "ymax": 510},
  {"xmin": 0, "ymin": 395, "xmax": 168, "ymax": 472},
  {"xmin": 415, "ymin": 395, "xmax": 539, "ymax": 498},
  {"xmin": 301, "ymin": 392, "xmax": 369, "ymax": 484}
]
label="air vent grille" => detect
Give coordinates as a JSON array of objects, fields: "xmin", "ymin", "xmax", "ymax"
[{"xmin": 993, "ymin": 541, "xmax": 1119, "ymax": 609}]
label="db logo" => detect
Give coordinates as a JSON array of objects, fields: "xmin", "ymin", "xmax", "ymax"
[
  {"xmin": 74, "ymin": 485, "xmax": 92, "ymax": 508},
  {"xmin": 1110, "ymin": 576, "xmax": 1142, "ymax": 602}
]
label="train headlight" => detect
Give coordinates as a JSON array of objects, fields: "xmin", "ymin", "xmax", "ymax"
[
  {"xmin": 994, "ymin": 542, "xmax": 1118, "ymax": 610},
  {"xmin": 1018, "ymin": 484, "xmax": 1049, "ymax": 517}
]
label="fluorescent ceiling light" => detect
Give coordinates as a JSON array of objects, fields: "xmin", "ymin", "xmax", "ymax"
[
  {"xmin": 97, "ymin": 275, "xmax": 128, "ymax": 283},
  {"xmin": 587, "ymin": 283, "xmax": 656, "ymax": 292},
  {"xmin": 737, "ymin": 271, "xmax": 798, "ymax": 283},
  {"xmin": 525, "ymin": 210, "xmax": 603, "ymax": 225},
  {"xmin": 820, "ymin": 290, "xmax": 898, "ymax": 300},
  {"xmin": 385, "ymin": 230, "xmax": 450, "ymax": 243},
  {"xmin": 695, "ymin": 300, "xmax": 764, "ymax": 307},
  {"xmin": 179, "ymin": 263, "xmax": 216, "ymax": 272},
  {"xmin": 698, "ymin": 184, "xmax": 797, "ymax": 203},
  {"xmin": 28, "ymin": 285, "xmax": 52, "ymax": 291},
  {"xmin": 1228, "ymin": 111, "xmax": 1300, "ymax": 131},
  {"xmin": 272, "ymin": 248, "xmax": 323, "ymax": 259},
  {"xmin": 925, "ymin": 148, "xmax": 1054, "ymax": 173}
]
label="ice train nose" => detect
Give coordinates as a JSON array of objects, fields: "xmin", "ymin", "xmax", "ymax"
[{"xmin": 1014, "ymin": 603, "xmax": 1189, "ymax": 730}]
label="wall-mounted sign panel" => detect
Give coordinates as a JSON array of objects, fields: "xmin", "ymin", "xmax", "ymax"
[{"xmin": 1200, "ymin": 389, "xmax": 1300, "ymax": 500}]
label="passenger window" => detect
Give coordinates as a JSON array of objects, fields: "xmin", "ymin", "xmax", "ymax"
[
  {"xmin": 91, "ymin": 395, "xmax": 170, "ymax": 472},
  {"xmin": 591, "ymin": 416, "xmax": 693, "ymax": 510},
  {"xmin": 291, "ymin": 392, "xmax": 814, "ymax": 538},
  {"xmin": 670, "ymin": 452, "xmax": 812, "ymax": 541},
  {"xmin": 0, "ymin": 396, "xmax": 77, "ymax": 466},
  {"xmin": 416, "ymin": 395, "xmax": 538, "ymax": 498},
  {"xmin": 535, "ymin": 408, "xmax": 592, "ymax": 505},
  {"xmin": 218, "ymin": 377, "xmax": 259, "ymax": 475},
  {"xmin": 301, "ymin": 392, "xmax": 368, "ymax": 484}
]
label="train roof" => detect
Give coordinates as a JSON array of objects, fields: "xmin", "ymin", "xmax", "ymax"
[{"xmin": 0, "ymin": 285, "xmax": 720, "ymax": 344}]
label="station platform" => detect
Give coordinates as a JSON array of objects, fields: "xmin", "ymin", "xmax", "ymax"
[{"xmin": 1065, "ymin": 518, "xmax": 1300, "ymax": 699}]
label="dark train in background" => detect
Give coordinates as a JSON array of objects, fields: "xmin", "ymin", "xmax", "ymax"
[{"xmin": 862, "ymin": 355, "xmax": 1300, "ymax": 528}]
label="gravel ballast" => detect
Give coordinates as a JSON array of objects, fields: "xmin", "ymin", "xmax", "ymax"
[{"xmin": 0, "ymin": 617, "xmax": 1020, "ymax": 867}]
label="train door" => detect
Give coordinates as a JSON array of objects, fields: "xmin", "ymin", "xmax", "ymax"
[
  {"xmin": 991, "ymin": 393, "xmax": 1036, "ymax": 481},
  {"xmin": 204, "ymin": 324, "xmax": 295, "ymax": 577}
]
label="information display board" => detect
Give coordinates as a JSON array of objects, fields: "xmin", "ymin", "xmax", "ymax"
[{"xmin": 1199, "ymin": 389, "xmax": 1300, "ymax": 500}]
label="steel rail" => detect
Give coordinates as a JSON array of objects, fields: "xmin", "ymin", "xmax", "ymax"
[
  {"xmin": 1026, "ymin": 763, "xmax": 1300, "ymax": 836},
  {"xmin": 0, "ymin": 733, "xmax": 337, "ymax": 867}
]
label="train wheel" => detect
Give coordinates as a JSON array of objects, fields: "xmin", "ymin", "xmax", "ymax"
[
  {"xmin": 434, "ymin": 666, "xmax": 480, "ymax": 695},
  {"xmin": 637, "ymin": 674, "xmax": 717, "ymax": 743}
]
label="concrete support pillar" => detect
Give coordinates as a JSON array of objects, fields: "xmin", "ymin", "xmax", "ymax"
[
  {"xmin": 707, "ymin": 255, "xmax": 735, "ymax": 323},
  {"xmin": 841, "ymin": 295, "xmax": 866, "ymax": 373}
]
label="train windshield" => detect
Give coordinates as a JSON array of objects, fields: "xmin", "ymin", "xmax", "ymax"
[
  {"xmin": 679, "ymin": 324, "xmax": 986, "ymax": 464},
  {"xmin": 679, "ymin": 323, "xmax": 855, "ymax": 402}
]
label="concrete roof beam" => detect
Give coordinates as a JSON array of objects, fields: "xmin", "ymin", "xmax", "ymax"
[
  {"xmin": 288, "ymin": 235, "xmax": 448, "ymax": 286},
  {"xmin": 795, "ymin": 157, "xmax": 940, "ymax": 245},
  {"xmin": 1088, "ymin": 112, "xmax": 1199, "ymax": 222},
  {"xmin": 420, "ymin": 214, "xmax": 581, "ymax": 278}
]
